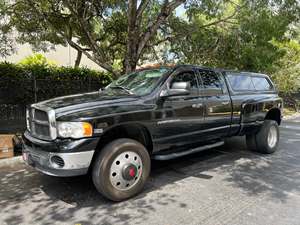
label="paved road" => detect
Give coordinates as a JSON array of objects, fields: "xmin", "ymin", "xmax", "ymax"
[{"xmin": 1, "ymin": 118, "xmax": 300, "ymax": 225}]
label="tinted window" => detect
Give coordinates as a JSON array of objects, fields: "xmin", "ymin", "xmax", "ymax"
[
  {"xmin": 227, "ymin": 74, "xmax": 255, "ymax": 91},
  {"xmin": 199, "ymin": 70, "xmax": 223, "ymax": 95},
  {"xmin": 252, "ymin": 77, "xmax": 273, "ymax": 91},
  {"xmin": 170, "ymin": 71, "xmax": 198, "ymax": 95}
]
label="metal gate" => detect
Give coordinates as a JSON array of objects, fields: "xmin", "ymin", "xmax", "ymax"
[{"xmin": 0, "ymin": 77, "xmax": 105, "ymax": 133}]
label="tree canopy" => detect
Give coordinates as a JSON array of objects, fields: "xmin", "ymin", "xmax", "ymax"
[
  {"xmin": 169, "ymin": 0, "xmax": 300, "ymax": 72},
  {"xmin": 0, "ymin": 0, "xmax": 15, "ymax": 57},
  {"xmin": 1, "ymin": 0, "xmax": 300, "ymax": 80}
]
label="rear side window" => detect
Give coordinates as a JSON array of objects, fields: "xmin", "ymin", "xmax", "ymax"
[
  {"xmin": 227, "ymin": 73, "xmax": 273, "ymax": 91},
  {"xmin": 252, "ymin": 76, "xmax": 273, "ymax": 91},
  {"xmin": 227, "ymin": 74, "xmax": 255, "ymax": 91}
]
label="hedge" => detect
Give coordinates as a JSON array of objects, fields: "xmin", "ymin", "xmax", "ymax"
[{"xmin": 0, "ymin": 62, "xmax": 112, "ymax": 105}]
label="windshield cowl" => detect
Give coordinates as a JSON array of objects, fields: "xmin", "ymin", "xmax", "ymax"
[{"xmin": 109, "ymin": 85, "xmax": 135, "ymax": 95}]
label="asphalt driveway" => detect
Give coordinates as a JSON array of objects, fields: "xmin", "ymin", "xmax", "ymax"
[{"xmin": 1, "ymin": 117, "xmax": 300, "ymax": 225}]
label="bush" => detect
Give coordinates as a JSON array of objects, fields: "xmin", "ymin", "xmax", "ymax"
[
  {"xmin": 0, "ymin": 62, "xmax": 112, "ymax": 105},
  {"xmin": 18, "ymin": 53, "xmax": 57, "ymax": 67}
]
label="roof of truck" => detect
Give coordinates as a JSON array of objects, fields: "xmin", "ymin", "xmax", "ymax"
[{"xmin": 137, "ymin": 64, "xmax": 268, "ymax": 77}]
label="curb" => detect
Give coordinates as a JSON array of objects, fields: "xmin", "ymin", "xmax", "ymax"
[{"xmin": 0, "ymin": 156, "xmax": 23, "ymax": 166}]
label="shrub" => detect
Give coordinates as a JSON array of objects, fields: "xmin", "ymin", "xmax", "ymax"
[
  {"xmin": 0, "ymin": 62, "xmax": 112, "ymax": 105},
  {"xmin": 18, "ymin": 53, "xmax": 57, "ymax": 67}
]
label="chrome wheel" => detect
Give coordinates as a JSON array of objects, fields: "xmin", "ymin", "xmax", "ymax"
[
  {"xmin": 267, "ymin": 125, "xmax": 278, "ymax": 148},
  {"xmin": 109, "ymin": 151, "xmax": 143, "ymax": 190}
]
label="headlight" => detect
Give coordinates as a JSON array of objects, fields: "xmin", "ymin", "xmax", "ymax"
[{"xmin": 57, "ymin": 122, "xmax": 93, "ymax": 138}]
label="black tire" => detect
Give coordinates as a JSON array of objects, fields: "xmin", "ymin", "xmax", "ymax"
[
  {"xmin": 246, "ymin": 120, "xmax": 279, "ymax": 154},
  {"xmin": 246, "ymin": 134, "xmax": 257, "ymax": 151},
  {"xmin": 92, "ymin": 138, "xmax": 151, "ymax": 201}
]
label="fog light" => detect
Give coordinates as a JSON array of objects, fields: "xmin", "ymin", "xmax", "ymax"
[{"xmin": 50, "ymin": 155, "xmax": 65, "ymax": 168}]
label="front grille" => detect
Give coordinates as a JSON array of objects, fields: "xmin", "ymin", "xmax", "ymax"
[
  {"xmin": 34, "ymin": 109, "xmax": 48, "ymax": 121},
  {"xmin": 27, "ymin": 106, "xmax": 56, "ymax": 140},
  {"xmin": 35, "ymin": 123, "xmax": 50, "ymax": 137}
]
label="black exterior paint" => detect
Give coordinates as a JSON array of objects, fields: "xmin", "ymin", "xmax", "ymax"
[{"xmin": 23, "ymin": 65, "xmax": 283, "ymax": 156}]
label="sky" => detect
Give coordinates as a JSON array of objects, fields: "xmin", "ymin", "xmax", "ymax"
[{"xmin": 176, "ymin": 4, "xmax": 187, "ymax": 18}]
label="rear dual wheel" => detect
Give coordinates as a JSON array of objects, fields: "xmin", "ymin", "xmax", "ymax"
[
  {"xmin": 92, "ymin": 138, "xmax": 150, "ymax": 201},
  {"xmin": 246, "ymin": 120, "xmax": 279, "ymax": 154}
]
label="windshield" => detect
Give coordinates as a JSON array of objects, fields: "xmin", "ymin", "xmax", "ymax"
[{"xmin": 105, "ymin": 68, "xmax": 170, "ymax": 96}]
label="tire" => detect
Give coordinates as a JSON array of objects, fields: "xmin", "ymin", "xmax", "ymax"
[
  {"xmin": 246, "ymin": 134, "xmax": 257, "ymax": 151},
  {"xmin": 246, "ymin": 120, "xmax": 279, "ymax": 154},
  {"xmin": 92, "ymin": 138, "xmax": 151, "ymax": 201}
]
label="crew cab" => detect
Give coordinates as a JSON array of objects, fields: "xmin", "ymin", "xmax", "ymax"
[{"xmin": 22, "ymin": 65, "xmax": 283, "ymax": 201}]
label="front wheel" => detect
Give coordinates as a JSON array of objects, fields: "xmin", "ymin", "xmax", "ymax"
[
  {"xmin": 92, "ymin": 138, "xmax": 151, "ymax": 201},
  {"xmin": 246, "ymin": 120, "xmax": 279, "ymax": 154}
]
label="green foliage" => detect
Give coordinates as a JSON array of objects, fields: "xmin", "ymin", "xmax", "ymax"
[
  {"xmin": 169, "ymin": 0, "xmax": 300, "ymax": 73},
  {"xmin": 18, "ymin": 53, "xmax": 57, "ymax": 67},
  {"xmin": 0, "ymin": 0, "xmax": 15, "ymax": 57},
  {"xmin": 3, "ymin": 0, "xmax": 130, "ymax": 73},
  {"xmin": 1, "ymin": 0, "xmax": 300, "ymax": 89},
  {"xmin": 0, "ymin": 61, "xmax": 112, "ymax": 81},
  {"xmin": 271, "ymin": 40, "xmax": 300, "ymax": 94},
  {"xmin": 0, "ymin": 62, "xmax": 112, "ymax": 105}
]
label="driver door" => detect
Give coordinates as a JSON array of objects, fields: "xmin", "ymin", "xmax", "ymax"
[{"xmin": 154, "ymin": 69, "xmax": 205, "ymax": 150}]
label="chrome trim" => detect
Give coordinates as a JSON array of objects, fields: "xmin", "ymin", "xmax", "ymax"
[
  {"xmin": 24, "ymin": 130, "xmax": 51, "ymax": 145},
  {"xmin": 109, "ymin": 151, "xmax": 143, "ymax": 190},
  {"xmin": 32, "ymin": 119, "xmax": 49, "ymax": 125},
  {"xmin": 31, "ymin": 104, "xmax": 57, "ymax": 140},
  {"xmin": 23, "ymin": 142, "xmax": 94, "ymax": 170},
  {"xmin": 26, "ymin": 108, "xmax": 30, "ymax": 131},
  {"xmin": 267, "ymin": 125, "xmax": 278, "ymax": 148},
  {"xmin": 49, "ymin": 151, "xmax": 95, "ymax": 170}
]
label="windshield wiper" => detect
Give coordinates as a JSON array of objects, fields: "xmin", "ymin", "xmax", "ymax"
[{"xmin": 110, "ymin": 86, "xmax": 134, "ymax": 95}]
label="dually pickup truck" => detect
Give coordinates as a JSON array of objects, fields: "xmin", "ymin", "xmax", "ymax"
[{"xmin": 23, "ymin": 65, "xmax": 283, "ymax": 201}]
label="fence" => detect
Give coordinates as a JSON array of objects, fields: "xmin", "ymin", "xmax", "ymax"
[{"xmin": 0, "ymin": 77, "xmax": 107, "ymax": 133}]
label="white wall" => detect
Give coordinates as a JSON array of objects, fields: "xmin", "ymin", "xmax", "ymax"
[{"xmin": 0, "ymin": 43, "xmax": 103, "ymax": 70}]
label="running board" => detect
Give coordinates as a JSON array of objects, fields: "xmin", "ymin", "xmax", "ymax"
[{"xmin": 152, "ymin": 141, "xmax": 224, "ymax": 160}]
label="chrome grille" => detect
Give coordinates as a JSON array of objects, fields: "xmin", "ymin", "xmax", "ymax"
[
  {"xmin": 34, "ymin": 109, "xmax": 48, "ymax": 121},
  {"xmin": 34, "ymin": 123, "xmax": 50, "ymax": 137},
  {"xmin": 26, "ymin": 105, "xmax": 57, "ymax": 140}
]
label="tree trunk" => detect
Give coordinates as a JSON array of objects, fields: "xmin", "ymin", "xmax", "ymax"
[
  {"xmin": 123, "ymin": 0, "xmax": 185, "ymax": 74},
  {"xmin": 74, "ymin": 50, "xmax": 82, "ymax": 68},
  {"xmin": 124, "ymin": 0, "xmax": 138, "ymax": 74},
  {"xmin": 124, "ymin": 55, "xmax": 138, "ymax": 74}
]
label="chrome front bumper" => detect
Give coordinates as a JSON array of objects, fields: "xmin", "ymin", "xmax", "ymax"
[{"xmin": 22, "ymin": 143, "xmax": 95, "ymax": 177}]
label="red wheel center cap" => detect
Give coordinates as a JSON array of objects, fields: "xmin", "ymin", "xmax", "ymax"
[
  {"xmin": 129, "ymin": 168, "xmax": 136, "ymax": 177},
  {"xmin": 122, "ymin": 164, "xmax": 138, "ymax": 180}
]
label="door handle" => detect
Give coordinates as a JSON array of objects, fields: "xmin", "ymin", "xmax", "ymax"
[{"xmin": 221, "ymin": 101, "xmax": 229, "ymax": 105}]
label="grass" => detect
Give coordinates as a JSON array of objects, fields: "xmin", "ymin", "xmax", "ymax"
[{"xmin": 283, "ymin": 107, "xmax": 298, "ymax": 117}]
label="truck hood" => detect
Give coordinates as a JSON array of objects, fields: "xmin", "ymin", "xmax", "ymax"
[{"xmin": 35, "ymin": 91, "xmax": 140, "ymax": 116}]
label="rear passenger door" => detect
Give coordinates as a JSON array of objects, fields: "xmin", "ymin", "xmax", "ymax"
[{"xmin": 197, "ymin": 69, "xmax": 232, "ymax": 139}]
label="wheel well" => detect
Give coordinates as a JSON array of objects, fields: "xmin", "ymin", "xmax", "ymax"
[
  {"xmin": 88, "ymin": 123, "xmax": 153, "ymax": 173},
  {"xmin": 95, "ymin": 123, "xmax": 153, "ymax": 154},
  {"xmin": 265, "ymin": 108, "xmax": 281, "ymax": 125}
]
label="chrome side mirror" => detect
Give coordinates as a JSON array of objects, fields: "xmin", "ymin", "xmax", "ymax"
[{"xmin": 160, "ymin": 82, "xmax": 191, "ymax": 97}]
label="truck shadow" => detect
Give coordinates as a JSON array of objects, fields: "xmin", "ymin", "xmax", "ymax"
[{"xmin": 1, "ymin": 133, "xmax": 300, "ymax": 225}]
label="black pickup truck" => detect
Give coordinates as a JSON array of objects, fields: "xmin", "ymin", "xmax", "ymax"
[{"xmin": 23, "ymin": 65, "xmax": 283, "ymax": 201}]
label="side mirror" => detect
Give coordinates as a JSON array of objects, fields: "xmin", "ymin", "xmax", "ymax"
[{"xmin": 160, "ymin": 82, "xmax": 191, "ymax": 97}]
